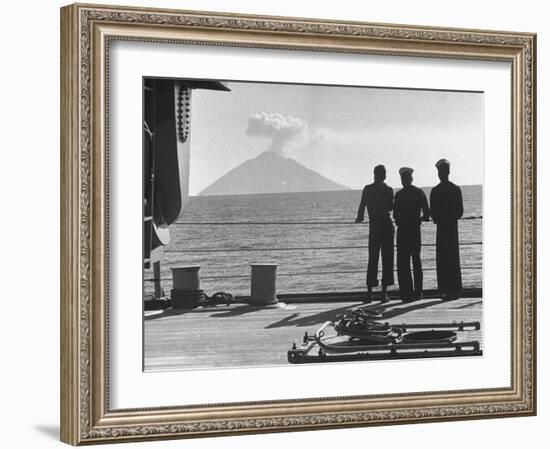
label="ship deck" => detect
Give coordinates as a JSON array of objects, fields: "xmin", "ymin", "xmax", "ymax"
[{"xmin": 144, "ymin": 292, "xmax": 483, "ymax": 371}]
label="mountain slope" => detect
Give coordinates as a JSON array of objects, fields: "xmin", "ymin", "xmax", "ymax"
[{"xmin": 199, "ymin": 151, "xmax": 349, "ymax": 196}]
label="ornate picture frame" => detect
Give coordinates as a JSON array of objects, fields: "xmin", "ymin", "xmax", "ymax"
[{"xmin": 60, "ymin": 3, "xmax": 536, "ymax": 445}]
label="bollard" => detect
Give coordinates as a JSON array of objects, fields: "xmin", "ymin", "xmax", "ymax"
[
  {"xmin": 171, "ymin": 266, "xmax": 204, "ymax": 309},
  {"xmin": 172, "ymin": 266, "xmax": 201, "ymax": 290},
  {"xmin": 250, "ymin": 263, "xmax": 278, "ymax": 305}
]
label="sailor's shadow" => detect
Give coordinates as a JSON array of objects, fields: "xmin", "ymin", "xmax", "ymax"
[
  {"xmin": 261, "ymin": 299, "xmax": 443, "ymax": 329},
  {"xmin": 377, "ymin": 300, "xmax": 442, "ymax": 320},
  {"xmin": 264, "ymin": 305, "xmax": 359, "ymax": 329},
  {"xmin": 451, "ymin": 300, "xmax": 482, "ymax": 309}
]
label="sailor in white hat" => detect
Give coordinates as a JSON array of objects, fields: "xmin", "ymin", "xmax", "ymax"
[
  {"xmin": 430, "ymin": 159, "xmax": 464, "ymax": 300},
  {"xmin": 393, "ymin": 166, "xmax": 429, "ymax": 302}
]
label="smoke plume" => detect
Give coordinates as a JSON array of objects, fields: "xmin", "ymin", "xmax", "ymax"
[{"xmin": 246, "ymin": 112, "xmax": 308, "ymax": 156}]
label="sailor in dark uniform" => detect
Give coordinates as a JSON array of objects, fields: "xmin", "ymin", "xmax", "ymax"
[
  {"xmin": 430, "ymin": 159, "xmax": 464, "ymax": 300},
  {"xmin": 355, "ymin": 164, "xmax": 394, "ymax": 303},
  {"xmin": 393, "ymin": 167, "xmax": 430, "ymax": 302}
]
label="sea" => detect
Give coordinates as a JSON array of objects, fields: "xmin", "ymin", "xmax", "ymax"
[{"xmin": 145, "ymin": 186, "xmax": 482, "ymax": 298}]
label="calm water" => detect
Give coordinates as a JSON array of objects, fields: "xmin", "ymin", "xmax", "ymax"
[{"xmin": 145, "ymin": 186, "xmax": 482, "ymax": 297}]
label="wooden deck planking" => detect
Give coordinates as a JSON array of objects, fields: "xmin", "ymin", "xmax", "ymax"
[{"xmin": 144, "ymin": 296, "xmax": 482, "ymax": 371}]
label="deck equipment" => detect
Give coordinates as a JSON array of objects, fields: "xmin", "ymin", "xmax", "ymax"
[{"xmin": 288, "ymin": 306, "xmax": 481, "ymax": 363}]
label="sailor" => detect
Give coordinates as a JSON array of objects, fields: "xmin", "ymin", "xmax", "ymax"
[
  {"xmin": 355, "ymin": 164, "xmax": 395, "ymax": 303},
  {"xmin": 430, "ymin": 159, "xmax": 464, "ymax": 300},
  {"xmin": 393, "ymin": 167, "xmax": 430, "ymax": 302}
]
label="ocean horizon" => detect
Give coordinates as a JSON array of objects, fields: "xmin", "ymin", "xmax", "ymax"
[{"xmin": 191, "ymin": 184, "xmax": 482, "ymax": 198}]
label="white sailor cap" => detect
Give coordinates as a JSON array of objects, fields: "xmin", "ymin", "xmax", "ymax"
[
  {"xmin": 399, "ymin": 167, "xmax": 414, "ymax": 176},
  {"xmin": 435, "ymin": 158, "xmax": 450, "ymax": 169}
]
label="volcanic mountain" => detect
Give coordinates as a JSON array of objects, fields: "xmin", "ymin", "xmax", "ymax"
[{"xmin": 199, "ymin": 151, "xmax": 349, "ymax": 196}]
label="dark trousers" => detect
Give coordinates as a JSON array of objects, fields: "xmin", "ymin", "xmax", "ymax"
[
  {"xmin": 396, "ymin": 224, "xmax": 423, "ymax": 299},
  {"xmin": 367, "ymin": 221, "xmax": 394, "ymax": 287},
  {"xmin": 436, "ymin": 221, "xmax": 462, "ymax": 296}
]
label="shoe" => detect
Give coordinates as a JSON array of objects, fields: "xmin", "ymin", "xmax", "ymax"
[
  {"xmin": 412, "ymin": 292, "xmax": 423, "ymax": 301},
  {"xmin": 380, "ymin": 293, "xmax": 390, "ymax": 304},
  {"xmin": 363, "ymin": 293, "xmax": 373, "ymax": 304}
]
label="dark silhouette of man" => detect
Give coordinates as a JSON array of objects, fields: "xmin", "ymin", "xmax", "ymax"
[
  {"xmin": 430, "ymin": 159, "xmax": 464, "ymax": 300},
  {"xmin": 393, "ymin": 167, "xmax": 429, "ymax": 302},
  {"xmin": 355, "ymin": 164, "xmax": 394, "ymax": 303}
]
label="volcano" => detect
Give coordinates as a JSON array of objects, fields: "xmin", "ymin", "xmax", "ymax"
[{"xmin": 199, "ymin": 151, "xmax": 349, "ymax": 196}]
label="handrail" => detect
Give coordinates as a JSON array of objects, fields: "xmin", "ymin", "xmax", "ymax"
[
  {"xmin": 151, "ymin": 217, "xmax": 483, "ymax": 288},
  {"xmin": 170, "ymin": 215, "xmax": 482, "ymax": 226},
  {"xmin": 164, "ymin": 241, "xmax": 482, "ymax": 254}
]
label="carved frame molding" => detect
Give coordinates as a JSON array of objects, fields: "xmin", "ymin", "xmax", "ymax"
[{"xmin": 60, "ymin": 3, "xmax": 536, "ymax": 445}]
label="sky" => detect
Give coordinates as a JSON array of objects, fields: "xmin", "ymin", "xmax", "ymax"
[{"xmin": 187, "ymin": 81, "xmax": 484, "ymax": 196}]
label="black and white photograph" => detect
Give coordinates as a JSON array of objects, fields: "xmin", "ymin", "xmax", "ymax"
[
  {"xmin": 1, "ymin": 0, "xmax": 543, "ymax": 445},
  {"xmin": 143, "ymin": 77, "xmax": 484, "ymax": 371}
]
